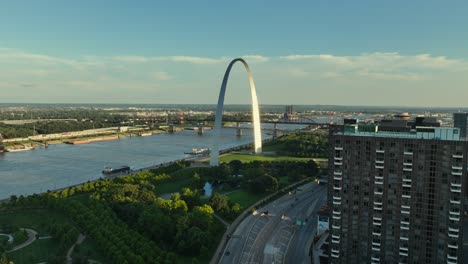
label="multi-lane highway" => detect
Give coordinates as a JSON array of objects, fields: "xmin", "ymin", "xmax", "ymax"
[{"xmin": 219, "ymin": 182, "xmax": 327, "ymax": 264}]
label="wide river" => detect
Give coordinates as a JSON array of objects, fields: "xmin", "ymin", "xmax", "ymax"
[{"xmin": 0, "ymin": 124, "xmax": 304, "ymax": 199}]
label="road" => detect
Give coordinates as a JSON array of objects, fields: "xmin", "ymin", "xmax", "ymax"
[
  {"xmin": 7, "ymin": 228, "xmax": 38, "ymax": 252},
  {"xmin": 219, "ymin": 182, "xmax": 327, "ymax": 264}
]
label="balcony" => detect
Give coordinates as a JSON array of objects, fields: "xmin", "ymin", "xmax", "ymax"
[
  {"xmin": 452, "ymin": 154, "xmax": 463, "ymax": 159},
  {"xmin": 401, "ymin": 220, "xmax": 410, "ymax": 225},
  {"xmin": 376, "ymin": 149, "xmax": 385, "ymax": 153},
  {"xmin": 334, "ymin": 176, "xmax": 342, "ymax": 181},
  {"xmin": 451, "ymin": 182, "xmax": 462, "ymax": 188},
  {"xmin": 375, "ymin": 175, "xmax": 384, "ymax": 180},
  {"xmin": 372, "ymin": 246, "xmax": 381, "ymax": 251},
  {"xmin": 399, "ymin": 251, "xmax": 409, "ymax": 257},
  {"xmin": 333, "ymin": 200, "xmax": 342, "ymax": 205},
  {"xmin": 449, "ymin": 210, "xmax": 460, "ymax": 216},
  {"xmin": 374, "ymin": 201, "xmax": 383, "ymax": 206},
  {"xmin": 331, "ymin": 252, "xmax": 339, "ymax": 258},
  {"xmin": 403, "ymin": 167, "xmax": 412, "ymax": 172},
  {"xmin": 400, "ymin": 236, "xmax": 409, "ymax": 241},
  {"xmin": 332, "ymin": 224, "xmax": 341, "ymax": 229},
  {"xmin": 334, "ymin": 146, "xmax": 343, "ymax": 151},
  {"xmin": 403, "ymin": 178, "xmax": 412, "ymax": 183},
  {"xmin": 402, "ymin": 194, "xmax": 411, "ymax": 199},
  {"xmin": 449, "ymin": 215, "xmax": 460, "ymax": 221},
  {"xmin": 452, "ymin": 166, "xmax": 463, "ymax": 170},
  {"xmin": 332, "ymin": 210, "xmax": 341, "ymax": 215},
  {"xmin": 447, "ymin": 260, "xmax": 457, "ymax": 264},
  {"xmin": 448, "ymin": 232, "xmax": 459, "ymax": 238},
  {"xmin": 375, "ymin": 165, "xmax": 384, "ymax": 169},
  {"xmin": 333, "ymin": 185, "xmax": 342, "ymax": 190},
  {"xmin": 372, "ymin": 242, "xmax": 381, "ymax": 247},
  {"xmin": 404, "ymin": 151, "xmax": 413, "ymax": 155},
  {"xmin": 450, "ymin": 199, "xmax": 461, "ymax": 205},
  {"xmin": 448, "ymin": 242, "xmax": 458, "ymax": 249},
  {"xmin": 371, "ymin": 256, "xmax": 380, "ymax": 261},
  {"xmin": 452, "ymin": 171, "xmax": 463, "ymax": 176},
  {"xmin": 401, "ymin": 209, "xmax": 410, "ymax": 215},
  {"xmin": 403, "ymin": 162, "xmax": 413, "ymax": 166},
  {"xmin": 334, "ymin": 171, "xmax": 343, "ymax": 176},
  {"xmin": 447, "ymin": 254, "xmax": 458, "ymax": 261},
  {"xmin": 334, "ymin": 161, "xmax": 343, "ymax": 166},
  {"xmin": 333, "ymin": 196, "xmax": 341, "ymax": 200},
  {"xmin": 373, "ymin": 221, "xmax": 382, "ymax": 226},
  {"xmin": 450, "ymin": 187, "xmax": 462, "ymax": 193},
  {"xmin": 332, "ymin": 215, "xmax": 341, "ymax": 220},
  {"xmin": 375, "ymin": 179, "xmax": 384, "ymax": 185},
  {"xmin": 448, "ymin": 227, "xmax": 459, "ymax": 233},
  {"xmin": 374, "ymin": 190, "xmax": 383, "ymax": 195},
  {"xmin": 401, "ymin": 205, "xmax": 410, "ymax": 210},
  {"xmin": 402, "ymin": 183, "xmax": 412, "ymax": 188},
  {"xmin": 334, "ymin": 156, "xmax": 343, "ymax": 161},
  {"xmin": 399, "ymin": 246, "xmax": 408, "ymax": 251},
  {"xmin": 374, "ymin": 206, "xmax": 383, "ymax": 211},
  {"xmin": 375, "ymin": 160, "xmax": 384, "ymax": 164},
  {"xmin": 401, "ymin": 225, "xmax": 409, "ymax": 230},
  {"xmin": 372, "ymin": 231, "xmax": 381, "ymax": 236}
]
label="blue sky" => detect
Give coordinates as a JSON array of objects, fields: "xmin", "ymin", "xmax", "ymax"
[{"xmin": 0, "ymin": 1, "xmax": 467, "ymax": 106}]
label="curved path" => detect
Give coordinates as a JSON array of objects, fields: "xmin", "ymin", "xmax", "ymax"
[
  {"xmin": 66, "ymin": 233, "xmax": 86, "ymax": 264},
  {"xmin": 7, "ymin": 228, "xmax": 38, "ymax": 252},
  {"xmin": 0, "ymin": 233, "xmax": 13, "ymax": 243},
  {"xmin": 219, "ymin": 182, "xmax": 327, "ymax": 264}
]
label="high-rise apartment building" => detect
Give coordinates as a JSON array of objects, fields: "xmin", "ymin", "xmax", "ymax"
[
  {"xmin": 454, "ymin": 113, "xmax": 468, "ymax": 139},
  {"xmin": 328, "ymin": 118, "xmax": 467, "ymax": 264}
]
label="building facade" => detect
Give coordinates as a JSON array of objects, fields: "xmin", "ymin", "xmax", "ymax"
[
  {"xmin": 328, "ymin": 120, "xmax": 467, "ymax": 264},
  {"xmin": 453, "ymin": 113, "xmax": 468, "ymax": 140}
]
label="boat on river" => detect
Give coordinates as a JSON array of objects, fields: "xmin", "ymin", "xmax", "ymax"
[
  {"xmin": 184, "ymin": 148, "xmax": 210, "ymax": 155},
  {"xmin": 102, "ymin": 166, "xmax": 131, "ymax": 175}
]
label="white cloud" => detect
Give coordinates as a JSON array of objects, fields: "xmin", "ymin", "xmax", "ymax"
[
  {"xmin": 1, "ymin": 47, "xmax": 468, "ymax": 106},
  {"xmin": 241, "ymin": 55, "xmax": 269, "ymax": 63},
  {"xmin": 151, "ymin": 71, "xmax": 173, "ymax": 81},
  {"xmin": 169, "ymin": 56, "xmax": 222, "ymax": 64}
]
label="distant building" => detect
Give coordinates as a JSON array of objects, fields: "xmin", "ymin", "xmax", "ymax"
[
  {"xmin": 283, "ymin": 105, "xmax": 298, "ymax": 121},
  {"xmin": 454, "ymin": 112, "xmax": 468, "ymax": 139},
  {"xmin": 328, "ymin": 118, "xmax": 466, "ymax": 264},
  {"xmin": 317, "ymin": 205, "xmax": 331, "ymax": 236}
]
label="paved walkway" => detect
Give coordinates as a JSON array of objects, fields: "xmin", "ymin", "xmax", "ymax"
[
  {"xmin": 213, "ymin": 213, "xmax": 230, "ymax": 227},
  {"xmin": 7, "ymin": 228, "xmax": 38, "ymax": 252},
  {"xmin": 66, "ymin": 234, "xmax": 86, "ymax": 264},
  {"xmin": 0, "ymin": 233, "xmax": 13, "ymax": 243}
]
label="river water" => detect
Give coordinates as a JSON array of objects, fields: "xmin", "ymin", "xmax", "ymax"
[{"xmin": 0, "ymin": 124, "xmax": 304, "ymax": 199}]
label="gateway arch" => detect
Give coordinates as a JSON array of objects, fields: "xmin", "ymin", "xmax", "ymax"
[{"xmin": 210, "ymin": 58, "xmax": 262, "ymax": 167}]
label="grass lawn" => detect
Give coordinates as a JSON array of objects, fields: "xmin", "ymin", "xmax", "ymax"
[
  {"xmin": 0, "ymin": 209, "xmax": 70, "ymax": 236},
  {"xmin": 156, "ymin": 177, "xmax": 194, "ymax": 194},
  {"xmin": 225, "ymin": 190, "xmax": 267, "ymax": 208},
  {"xmin": 219, "ymin": 153, "xmax": 314, "ymax": 163},
  {"xmin": 7, "ymin": 238, "xmax": 63, "ymax": 264},
  {"xmin": 0, "ymin": 235, "xmax": 9, "ymax": 243},
  {"xmin": 278, "ymin": 176, "xmax": 289, "ymax": 186}
]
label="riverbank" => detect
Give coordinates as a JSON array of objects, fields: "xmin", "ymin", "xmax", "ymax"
[
  {"xmin": 0, "ymin": 135, "xmax": 270, "ymax": 203},
  {"xmin": 1, "ymin": 129, "xmax": 165, "ymax": 149}
]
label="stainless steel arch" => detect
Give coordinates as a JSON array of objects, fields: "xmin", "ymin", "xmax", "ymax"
[{"xmin": 210, "ymin": 58, "xmax": 262, "ymax": 166}]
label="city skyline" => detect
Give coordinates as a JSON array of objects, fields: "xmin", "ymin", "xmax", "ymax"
[{"xmin": 1, "ymin": 1, "xmax": 468, "ymax": 106}]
